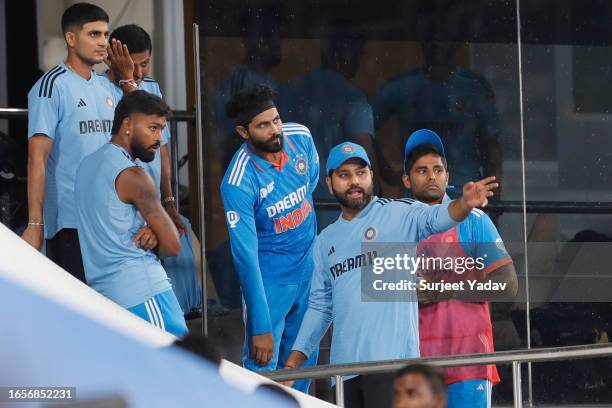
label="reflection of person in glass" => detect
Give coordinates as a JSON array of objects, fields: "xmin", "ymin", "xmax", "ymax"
[
  {"xmin": 214, "ymin": 7, "xmax": 282, "ymax": 169},
  {"xmin": 278, "ymin": 30, "xmax": 377, "ymax": 208},
  {"xmin": 374, "ymin": 41, "xmax": 503, "ymax": 197},
  {"xmin": 402, "ymin": 129, "xmax": 517, "ymax": 408}
]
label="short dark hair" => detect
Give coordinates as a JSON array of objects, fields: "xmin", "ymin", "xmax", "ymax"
[
  {"xmin": 226, "ymin": 84, "xmax": 277, "ymax": 125},
  {"xmin": 110, "ymin": 24, "xmax": 152, "ymax": 54},
  {"xmin": 404, "ymin": 143, "xmax": 448, "ymax": 174},
  {"xmin": 61, "ymin": 3, "xmax": 109, "ymax": 33},
  {"xmin": 395, "ymin": 364, "xmax": 447, "ymax": 396},
  {"xmin": 111, "ymin": 91, "xmax": 171, "ymax": 135}
]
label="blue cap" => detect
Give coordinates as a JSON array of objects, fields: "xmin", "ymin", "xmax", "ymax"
[
  {"xmin": 403, "ymin": 129, "xmax": 445, "ymax": 172},
  {"xmin": 326, "ymin": 142, "xmax": 371, "ymax": 175}
]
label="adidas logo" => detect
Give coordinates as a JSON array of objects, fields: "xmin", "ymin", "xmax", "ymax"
[
  {"xmin": 328, "ymin": 246, "xmax": 335, "ymax": 256},
  {"xmin": 77, "ymin": 98, "xmax": 87, "ymax": 107},
  {"xmin": 477, "ymin": 383, "xmax": 484, "ymax": 391}
]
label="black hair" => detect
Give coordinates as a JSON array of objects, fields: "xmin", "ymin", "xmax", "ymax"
[
  {"xmin": 173, "ymin": 333, "xmax": 222, "ymax": 366},
  {"xmin": 396, "ymin": 363, "xmax": 447, "ymax": 396},
  {"xmin": 110, "ymin": 24, "xmax": 152, "ymax": 54},
  {"xmin": 226, "ymin": 84, "xmax": 277, "ymax": 126},
  {"xmin": 61, "ymin": 3, "xmax": 109, "ymax": 33},
  {"xmin": 404, "ymin": 143, "xmax": 448, "ymax": 174},
  {"xmin": 111, "ymin": 90, "xmax": 170, "ymax": 135}
]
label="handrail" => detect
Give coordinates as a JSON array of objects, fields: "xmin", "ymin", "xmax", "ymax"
[
  {"xmin": 0, "ymin": 107, "xmax": 195, "ymax": 121},
  {"xmin": 315, "ymin": 199, "xmax": 612, "ymax": 214},
  {"xmin": 263, "ymin": 343, "xmax": 612, "ymax": 381}
]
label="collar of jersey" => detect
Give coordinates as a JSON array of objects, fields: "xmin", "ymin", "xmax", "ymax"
[
  {"xmin": 109, "ymin": 142, "xmax": 135, "ymax": 162},
  {"xmin": 442, "ymin": 194, "xmax": 452, "ymax": 204},
  {"xmin": 63, "ymin": 63, "xmax": 96, "ymax": 84},
  {"xmin": 244, "ymin": 141, "xmax": 292, "ymax": 172}
]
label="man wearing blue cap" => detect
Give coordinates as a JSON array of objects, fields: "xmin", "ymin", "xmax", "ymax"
[
  {"xmin": 403, "ymin": 129, "xmax": 517, "ymax": 408},
  {"xmin": 284, "ymin": 141, "xmax": 498, "ymax": 408}
]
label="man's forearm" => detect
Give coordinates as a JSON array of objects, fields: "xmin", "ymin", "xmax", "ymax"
[
  {"xmin": 26, "ymin": 152, "xmax": 46, "ymax": 222},
  {"xmin": 160, "ymin": 146, "xmax": 174, "ymax": 204},
  {"xmin": 447, "ymin": 196, "xmax": 471, "ymax": 222}
]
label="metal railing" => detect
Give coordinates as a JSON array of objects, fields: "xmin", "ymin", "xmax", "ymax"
[{"xmin": 263, "ymin": 343, "xmax": 612, "ymax": 407}]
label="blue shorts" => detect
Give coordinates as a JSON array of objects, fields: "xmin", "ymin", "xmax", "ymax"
[
  {"xmin": 447, "ymin": 379, "xmax": 492, "ymax": 408},
  {"xmin": 128, "ymin": 289, "xmax": 188, "ymax": 337},
  {"xmin": 243, "ymin": 279, "xmax": 319, "ymax": 393}
]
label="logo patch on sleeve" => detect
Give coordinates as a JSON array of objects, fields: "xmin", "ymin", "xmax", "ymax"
[{"xmin": 226, "ymin": 211, "xmax": 240, "ymax": 228}]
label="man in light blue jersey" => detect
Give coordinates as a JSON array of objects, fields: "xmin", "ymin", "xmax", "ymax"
[
  {"xmin": 284, "ymin": 142, "xmax": 498, "ymax": 407},
  {"xmin": 99, "ymin": 24, "xmax": 187, "ymax": 235},
  {"xmin": 75, "ymin": 90, "xmax": 187, "ymax": 337},
  {"xmin": 22, "ymin": 3, "xmax": 114, "ymax": 283},
  {"xmin": 220, "ymin": 84, "xmax": 319, "ymax": 392}
]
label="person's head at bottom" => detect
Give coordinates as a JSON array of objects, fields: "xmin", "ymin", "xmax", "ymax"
[{"xmin": 393, "ymin": 364, "xmax": 446, "ymax": 408}]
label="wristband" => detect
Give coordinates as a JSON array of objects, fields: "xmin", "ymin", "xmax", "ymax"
[
  {"xmin": 162, "ymin": 196, "xmax": 176, "ymax": 204},
  {"xmin": 118, "ymin": 79, "xmax": 137, "ymax": 89},
  {"xmin": 28, "ymin": 221, "xmax": 44, "ymax": 227}
]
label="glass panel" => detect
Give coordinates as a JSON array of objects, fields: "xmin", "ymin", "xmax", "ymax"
[
  {"xmin": 197, "ymin": 1, "xmax": 526, "ymax": 403},
  {"xmin": 520, "ymin": 0, "xmax": 612, "ymax": 403}
]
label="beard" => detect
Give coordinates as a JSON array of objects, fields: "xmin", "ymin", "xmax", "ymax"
[
  {"xmin": 333, "ymin": 183, "xmax": 374, "ymax": 211},
  {"xmin": 412, "ymin": 184, "xmax": 445, "ymax": 204},
  {"xmin": 131, "ymin": 139, "xmax": 158, "ymax": 163},
  {"xmin": 250, "ymin": 132, "xmax": 283, "ymax": 153}
]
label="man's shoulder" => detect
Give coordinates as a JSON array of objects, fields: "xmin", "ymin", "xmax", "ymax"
[
  {"xmin": 457, "ymin": 208, "xmax": 498, "ymax": 239},
  {"xmin": 221, "ymin": 146, "xmax": 255, "ymax": 192},
  {"xmin": 141, "ymin": 77, "xmax": 162, "ymax": 95},
  {"xmin": 30, "ymin": 65, "xmax": 69, "ymax": 98}
]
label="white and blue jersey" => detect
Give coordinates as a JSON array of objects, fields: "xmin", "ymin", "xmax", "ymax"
[
  {"xmin": 373, "ymin": 67, "xmax": 500, "ymax": 189},
  {"xmin": 292, "ymin": 197, "xmax": 458, "ymax": 379},
  {"xmin": 75, "ymin": 143, "xmax": 171, "ymax": 308},
  {"xmin": 27, "ymin": 64, "xmax": 115, "ymax": 238},
  {"xmin": 220, "ymin": 122, "xmax": 319, "ymax": 335},
  {"xmin": 98, "ymin": 73, "xmax": 170, "ymax": 188}
]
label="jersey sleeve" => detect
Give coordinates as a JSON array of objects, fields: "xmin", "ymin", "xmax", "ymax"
[
  {"xmin": 345, "ymin": 99, "xmax": 375, "ymax": 138},
  {"xmin": 305, "ymin": 131, "xmax": 320, "ymax": 196},
  {"xmin": 397, "ymin": 200, "xmax": 458, "ymax": 241},
  {"xmin": 458, "ymin": 212, "xmax": 512, "ymax": 275},
  {"xmin": 221, "ymin": 177, "xmax": 272, "ymax": 335},
  {"xmin": 27, "ymin": 80, "xmax": 61, "ymax": 140},
  {"xmin": 291, "ymin": 237, "xmax": 333, "ymax": 358},
  {"xmin": 372, "ymin": 80, "xmax": 398, "ymax": 133}
]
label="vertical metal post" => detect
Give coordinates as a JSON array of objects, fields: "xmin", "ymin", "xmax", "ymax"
[
  {"xmin": 515, "ymin": 0, "xmax": 533, "ymax": 405},
  {"xmin": 170, "ymin": 120, "xmax": 179, "ymax": 210},
  {"xmin": 335, "ymin": 375, "xmax": 344, "ymax": 407},
  {"xmin": 513, "ymin": 361, "xmax": 523, "ymax": 408},
  {"xmin": 192, "ymin": 23, "xmax": 208, "ymax": 336}
]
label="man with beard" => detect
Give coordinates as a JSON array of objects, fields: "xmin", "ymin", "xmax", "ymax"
[
  {"xmin": 75, "ymin": 91, "xmax": 187, "ymax": 336},
  {"xmin": 22, "ymin": 3, "xmax": 114, "ymax": 282},
  {"xmin": 220, "ymin": 85, "xmax": 319, "ymax": 391},
  {"xmin": 283, "ymin": 142, "xmax": 498, "ymax": 407}
]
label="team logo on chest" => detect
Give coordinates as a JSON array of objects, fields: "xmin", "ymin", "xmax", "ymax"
[
  {"xmin": 295, "ymin": 157, "xmax": 308, "ymax": 175},
  {"xmin": 364, "ymin": 226, "xmax": 378, "ymax": 241},
  {"xmin": 105, "ymin": 96, "xmax": 114, "ymax": 109}
]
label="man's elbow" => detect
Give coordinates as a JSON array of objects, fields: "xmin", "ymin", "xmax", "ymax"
[{"xmin": 159, "ymin": 239, "xmax": 181, "ymax": 258}]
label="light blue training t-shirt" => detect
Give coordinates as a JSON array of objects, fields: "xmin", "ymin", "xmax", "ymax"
[
  {"xmin": 292, "ymin": 197, "xmax": 457, "ymax": 377},
  {"xmin": 28, "ymin": 64, "xmax": 115, "ymax": 238},
  {"xmin": 75, "ymin": 143, "xmax": 171, "ymax": 308}
]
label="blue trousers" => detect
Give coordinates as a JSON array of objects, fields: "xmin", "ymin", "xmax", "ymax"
[
  {"xmin": 243, "ymin": 279, "xmax": 319, "ymax": 393},
  {"xmin": 447, "ymin": 379, "xmax": 492, "ymax": 408}
]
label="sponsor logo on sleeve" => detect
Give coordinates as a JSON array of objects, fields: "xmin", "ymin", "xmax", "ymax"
[{"xmin": 226, "ymin": 211, "xmax": 240, "ymax": 228}]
